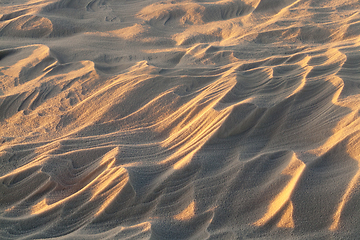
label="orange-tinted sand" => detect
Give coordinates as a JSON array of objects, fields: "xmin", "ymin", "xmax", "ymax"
[{"xmin": 2, "ymin": 0, "xmax": 360, "ymax": 239}]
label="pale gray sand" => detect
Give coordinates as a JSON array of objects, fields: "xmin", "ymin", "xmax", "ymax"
[{"xmin": 1, "ymin": 0, "xmax": 360, "ymax": 239}]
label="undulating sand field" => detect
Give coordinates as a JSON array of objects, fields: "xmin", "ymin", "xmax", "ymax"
[{"xmin": 2, "ymin": 0, "xmax": 360, "ymax": 239}]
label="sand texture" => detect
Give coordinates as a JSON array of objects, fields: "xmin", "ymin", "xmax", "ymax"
[{"xmin": 1, "ymin": 0, "xmax": 360, "ymax": 239}]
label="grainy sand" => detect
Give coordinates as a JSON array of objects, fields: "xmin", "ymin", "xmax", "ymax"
[{"xmin": 1, "ymin": 0, "xmax": 360, "ymax": 239}]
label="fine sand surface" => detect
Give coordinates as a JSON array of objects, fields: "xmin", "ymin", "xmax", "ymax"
[{"xmin": 2, "ymin": 0, "xmax": 360, "ymax": 239}]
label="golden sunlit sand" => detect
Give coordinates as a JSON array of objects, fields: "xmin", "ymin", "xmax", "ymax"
[{"xmin": 1, "ymin": 0, "xmax": 360, "ymax": 239}]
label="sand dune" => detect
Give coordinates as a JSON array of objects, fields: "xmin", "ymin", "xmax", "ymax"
[{"xmin": 2, "ymin": 0, "xmax": 360, "ymax": 239}]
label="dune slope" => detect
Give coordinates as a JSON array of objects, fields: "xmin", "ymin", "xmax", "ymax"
[{"xmin": 2, "ymin": 0, "xmax": 360, "ymax": 239}]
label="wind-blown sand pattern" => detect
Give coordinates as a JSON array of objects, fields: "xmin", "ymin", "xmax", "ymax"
[{"xmin": 1, "ymin": 0, "xmax": 360, "ymax": 239}]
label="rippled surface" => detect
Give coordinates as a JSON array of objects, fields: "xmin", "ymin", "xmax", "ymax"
[{"xmin": 1, "ymin": 0, "xmax": 360, "ymax": 239}]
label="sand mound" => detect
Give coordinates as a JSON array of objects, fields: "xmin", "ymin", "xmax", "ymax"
[
  {"xmin": 2, "ymin": 0, "xmax": 360, "ymax": 239},
  {"xmin": 0, "ymin": 15, "xmax": 52, "ymax": 38}
]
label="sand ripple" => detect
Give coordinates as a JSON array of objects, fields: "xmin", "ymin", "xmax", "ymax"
[{"xmin": 2, "ymin": 0, "xmax": 360, "ymax": 239}]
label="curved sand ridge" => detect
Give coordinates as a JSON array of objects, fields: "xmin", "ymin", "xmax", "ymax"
[{"xmin": 2, "ymin": 0, "xmax": 360, "ymax": 239}]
